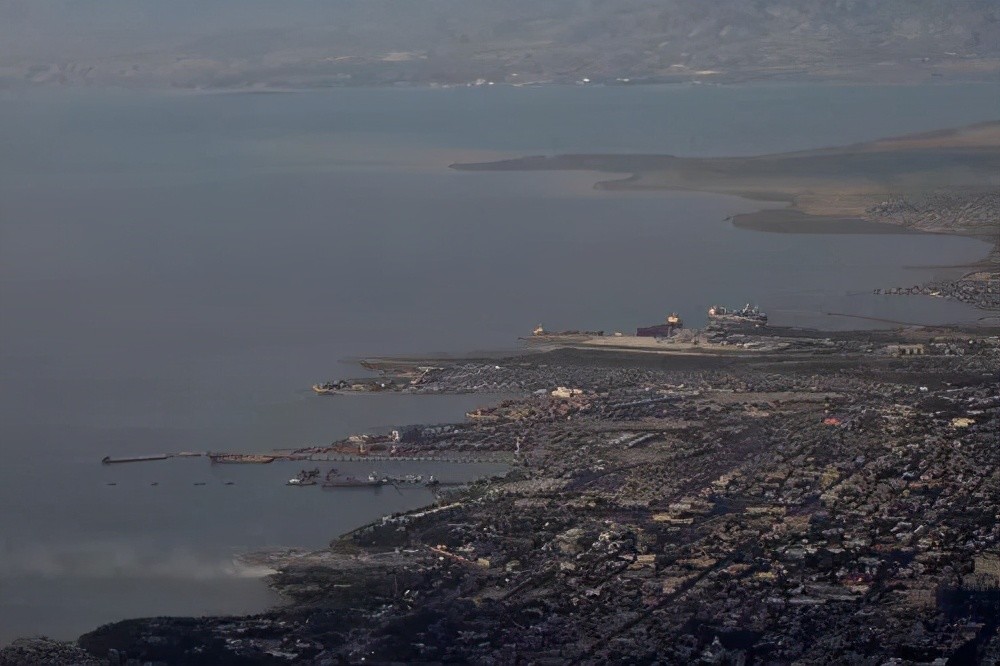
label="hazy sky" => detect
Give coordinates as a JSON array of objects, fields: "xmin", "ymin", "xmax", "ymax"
[{"xmin": 0, "ymin": 1, "xmax": 308, "ymax": 58}]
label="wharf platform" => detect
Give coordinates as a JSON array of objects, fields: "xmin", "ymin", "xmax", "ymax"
[{"xmin": 101, "ymin": 454, "xmax": 170, "ymax": 464}]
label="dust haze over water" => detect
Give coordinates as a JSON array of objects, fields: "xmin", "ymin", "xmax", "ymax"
[{"xmin": 0, "ymin": 83, "xmax": 997, "ymax": 642}]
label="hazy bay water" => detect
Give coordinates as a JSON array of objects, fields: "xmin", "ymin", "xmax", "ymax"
[{"xmin": 0, "ymin": 82, "xmax": 997, "ymax": 642}]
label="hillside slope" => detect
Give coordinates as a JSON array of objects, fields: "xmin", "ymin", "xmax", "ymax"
[{"xmin": 1, "ymin": 0, "xmax": 998, "ymax": 88}]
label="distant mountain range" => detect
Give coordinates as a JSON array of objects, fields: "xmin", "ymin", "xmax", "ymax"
[{"xmin": 2, "ymin": 0, "xmax": 998, "ymax": 89}]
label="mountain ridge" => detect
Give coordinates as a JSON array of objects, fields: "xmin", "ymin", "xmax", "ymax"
[{"xmin": 2, "ymin": 0, "xmax": 998, "ymax": 89}]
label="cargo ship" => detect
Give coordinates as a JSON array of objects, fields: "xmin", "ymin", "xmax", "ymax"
[
  {"xmin": 321, "ymin": 470, "xmax": 437, "ymax": 488},
  {"xmin": 636, "ymin": 312, "xmax": 683, "ymax": 337},
  {"xmin": 707, "ymin": 303, "xmax": 768, "ymax": 325},
  {"xmin": 322, "ymin": 471, "xmax": 386, "ymax": 489}
]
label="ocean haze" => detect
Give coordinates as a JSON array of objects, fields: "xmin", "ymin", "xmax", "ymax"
[{"xmin": 0, "ymin": 82, "xmax": 998, "ymax": 642}]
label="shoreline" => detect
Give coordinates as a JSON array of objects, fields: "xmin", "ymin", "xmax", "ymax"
[
  {"xmin": 450, "ymin": 121, "xmax": 1000, "ymax": 237},
  {"xmin": 730, "ymin": 208, "xmax": 917, "ymax": 235},
  {"xmin": 4, "ymin": 102, "xmax": 1000, "ymax": 662},
  {"xmin": 451, "ymin": 123, "xmax": 1000, "ymax": 311},
  {"xmin": 6, "ymin": 65, "xmax": 1000, "ymax": 94},
  {"xmin": 62, "ymin": 321, "xmax": 1000, "ymax": 664}
]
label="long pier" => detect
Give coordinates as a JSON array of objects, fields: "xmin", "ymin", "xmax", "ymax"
[
  {"xmin": 824, "ymin": 311, "xmax": 930, "ymax": 327},
  {"xmin": 101, "ymin": 452, "xmax": 513, "ymax": 465},
  {"xmin": 102, "ymin": 454, "xmax": 170, "ymax": 464}
]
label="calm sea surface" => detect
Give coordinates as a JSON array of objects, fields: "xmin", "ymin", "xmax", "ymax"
[{"xmin": 1, "ymin": 82, "xmax": 997, "ymax": 642}]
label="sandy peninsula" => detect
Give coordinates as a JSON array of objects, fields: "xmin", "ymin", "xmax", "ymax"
[{"xmin": 452, "ymin": 121, "xmax": 1000, "ymax": 239}]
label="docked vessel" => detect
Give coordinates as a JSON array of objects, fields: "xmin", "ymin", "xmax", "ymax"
[
  {"xmin": 318, "ymin": 471, "xmax": 435, "ymax": 488},
  {"xmin": 209, "ymin": 453, "xmax": 276, "ymax": 464},
  {"xmin": 288, "ymin": 468, "xmax": 321, "ymax": 486},
  {"xmin": 322, "ymin": 471, "xmax": 386, "ymax": 488},
  {"xmin": 636, "ymin": 312, "xmax": 683, "ymax": 337},
  {"xmin": 322, "ymin": 478, "xmax": 380, "ymax": 488},
  {"xmin": 312, "ymin": 381, "xmax": 346, "ymax": 395},
  {"xmin": 531, "ymin": 324, "xmax": 605, "ymax": 337},
  {"xmin": 313, "ymin": 379, "xmax": 400, "ymax": 394},
  {"xmin": 707, "ymin": 303, "xmax": 768, "ymax": 325}
]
